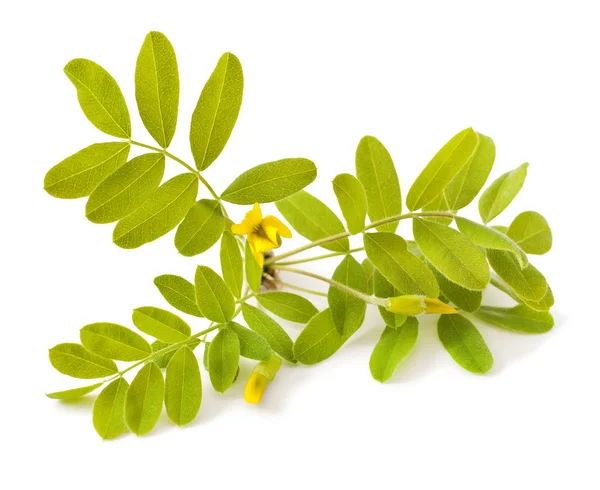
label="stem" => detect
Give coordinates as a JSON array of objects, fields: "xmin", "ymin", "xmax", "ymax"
[
  {"xmin": 270, "ymin": 278, "xmax": 328, "ymax": 297},
  {"xmin": 275, "ymin": 247, "xmax": 364, "ymax": 266},
  {"xmin": 265, "ymin": 211, "xmax": 454, "ymax": 265},
  {"xmin": 272, "ymin": 265, "xmax": 386, "ymax": 306}
]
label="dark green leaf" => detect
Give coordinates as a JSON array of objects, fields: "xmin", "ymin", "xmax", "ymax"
[
  {"xmin": 369, "ymin": 318, "xmax": 418, "ymax": 382},
  {"xmin": 165, "ymin": 346, "xmax": 202, "ymax": 425},
  {"xmin": 328, "ymin": 256, "xmax": 367, "ymax": 335},
  {"xmin": 49, "ymin": 343, "xmax": 117, "ymax": 379},
  {"xmin": 242, "ymin": 304, "xmax": 295, "ymax": 363},
  {"xmin": 93, "ymin": 378, "xmax": 129, "ymax": 440},
  {"xmin": 438, "ymin": 314, "xmax": 493, "ymax": 374},
  {"xmin": 80, "ymin": 322, "xmax": 152, "ymax": 361},
  {"xmin": 194, "ymin": 266, "xmax": 235, "ymax": 323},
  {"xmin": 256, "ymin": 292, "xmax": 318, "ymax": 323},
  {"xmin": 209, "ymin": 329, "xmax": 240, "ymax": 393},
  {"xmin": 175, "ymin": 199, "xmax": 224, "ymax": 256},
  {"xmin": 132, "ymin": 307, "xmax": 191, "ymax": 342},
  {"xmin": 126, "ymin": 363, "xmax": 164, "ymax": 436},
  {"xmin": 154, "ymin": 274, "xmax": 203, "ymax": 317},
  {"xmin": 479, "ymin": 163, "xmax": 528, "ymax": 223}
]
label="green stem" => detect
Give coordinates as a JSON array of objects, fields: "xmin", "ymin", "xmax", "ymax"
[
  {"xmin": 274, "ymin": 247, "xmax": 364, "ymax": 266},
  {"xmin": 265, "ymin": 211, "xmax": 454, "ymax": 265},
  {"xmin": 271, "ymin": 265, "xmax": 386, "ymax": 306},
  {"xmin": 269, "ymin": 278, "xmax": 328, "ymax": 297}
]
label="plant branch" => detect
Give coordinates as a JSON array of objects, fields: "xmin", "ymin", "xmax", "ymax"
[{"xmin": 274, "ymin": 247, "xmax": 364, "ymax": 266}]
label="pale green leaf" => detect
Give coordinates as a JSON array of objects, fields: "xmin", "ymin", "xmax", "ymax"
[
  {"xmin": 427, "ymin": 263, "xmax": 482, "ymax": 313},
  {"xmin": 332, "ymin": 173, "xmax": 367, "ymax": 234},
  {"xmin": 64, "ymin": 58, "xmax": 131, "ymax": 138},
  {"xmin": 46, "ymin": 383, "xmax": 103, "ymax": 400},
  {"xmin": 523, "ymin": 287, "xmax": 555, "ymax": 312},
  {"xmin": 135, "ymin": 31, "xmax": 179, "ymax": 148},
  {"xmin": 154, "ymin": 274, "xmax": 203, "ymax": 317},
  {"xmin": 86, "ymin": 153, "xmax": 165, "ymax": 223},
  {"xmin": 80, "ymin": 322, "xmax": 152, "ymax": 361},
  {"xmin": 363, "ymin": 232, "xmax": 439, "ymax": 297},
  {"xmin": 209, "ymin": 329, "xmax": 240, "ymax": 393},
  {"xmin": 190, "ymin": 52, "xmax": 243, "ymax": 170},
  {"xmin": 126, "ymin": 362, "xmax": 164, "ymax": 436},
  {"xmin": 328, "ymin": 256, "xmax": 367, "ymax": 335},
  {"xmin": 245, "ymin": 241, "xmax": 262, "ymax": 293},
  {"xmin": 276, "ymin": 191, "xmax": 349, "ymax": 252},
  {"xmin": 242, "ymin": 304, "xmax": 295, "ymax": 363},
  {"xmin": 413, "ymin": 218, "xmax": 490, "ymax": 290},
  {"xmin": 362, "ymin": 259, "xmax": 375, "ymax": 295},
  {"xmin": 479, "ymin": 163, "xmax": 528, "ymax": 223},
  {"xmin": 227, "ymin": 322, "xmax": 271, "ymax": 361},
  {"xmin": 475, "ymin": 304, "xmax": 554, "ymax": 333},
  {"xmin": 113, "ymin": 173, "xmax": 198, "ymax": 249},
  {"xmin": 221, "ymin": 159, "xmax": 317, "ymax": 204},
  {"xmin": 44, "ymin": 142, "xmax": 130, "ymax": 199},
  {"xmin": 369, "ymin": 318, "xmax": 418, "ymax": 382},
  {"xmin": 487, "ymin": 249, "xmax": 548, "ymax": 301},
  {"xmin": 151, "ymin": 339, "xmax": 201, "ymax": 369},
  {"xmin": 220, "ymin": 231, "xmax": 243, "ymax": 298},
  {"xmin": 49, "ymin": 343, "xmax": 117, "ymax": 379},
  {"xmin": 355, "ymin": 136, "xmax": 402, "ymax": 232},
  {"xmin": 93, "ymin": 378, "xmax": 129, "ymax": 439},
  {"xmin": 132, "ymin": 307, "xmax": 191, "ymax": 342},
  {"xmin": 374, "ymin": 268, "xmax": 407, "ymax": 328},
  {"xmin": 455, "ymin": 216, "xmax": 528, "ymax": 268},
  {"xmin": 507, "ymin": 211, "xmax": 552, "ymax": 255},
  {"xmin": 194, "ymin": 266, "xmax": 235, "ymax": 323},
  {"xmin": 438, "ymin": 314, "xmax": 493, "ymax": 374},
  {"xmin": 422, "ymin": 192, "xmax": 454, "ymax": 225},
  {"xmin": 256, "ymin": 292, "xmax": 318, "ymax": 323},
  {"xmin": 165, "ymin": 346, "xmax": 202, "ymax": 425},
  {"xmin": 175, "ymin": 199, "xmax": 224, "ymax": 256},
  {"xmin": 406, "ymin": 128, "xmax": 479, "ymax": 211}
]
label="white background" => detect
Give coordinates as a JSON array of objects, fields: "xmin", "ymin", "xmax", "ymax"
[{"xmin": 1, "ymin": 1, "xmax": 598, "ymax": 488}]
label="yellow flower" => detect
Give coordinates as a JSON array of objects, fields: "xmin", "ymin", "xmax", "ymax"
[
  {"xmin": 244, "ymin": 353, "xmax": 282, "ymax": 404},
  {"xmin": 231, "ymin": 202, "xmax": 292, "ymax": 268},
  {"xmin": 385, "ymin": 295, "xmax": 456, "ymax": 315}
]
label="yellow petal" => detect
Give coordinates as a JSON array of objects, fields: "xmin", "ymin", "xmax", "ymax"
[
  {"xmin": 424, "ymin": 298, "xmax": 456, "ymax": 314},
  {"xmin": 245, "ymin": 202, "xmax": 263, "ymax": 227},
  {"xmin": 244, "ymin": 372, "xmax": 268, "ymax": 404},
  {"xmin": 248, "ymin": 231, "xmax": 278, "ymax": 252},
  {"xmin": 231, "ymin": 219, "xmax": 254, "ymax": 235},
  {"xmin": 247, "ymin": 237, "xmax": 265, "ymax": 268},
  {"xmin": 261, "ymin": 215, "xmax": 292, "ymax": 244}
]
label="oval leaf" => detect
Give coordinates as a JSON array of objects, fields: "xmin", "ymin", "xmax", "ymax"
[
  {"xmin": 362, "ymin": 259, "xmax": 375, "ymax": 295},
  {"xmin": 93, "ymin": 378, "xmax": 129, "ymax": 440},
  {"xmin": 80, "ymin": 322, "xmax": 152, "ymax": 361},
  {"xmin": 479, "ymin": 163, "xmax": 528, "ymax": 223},
  {"xmin": 175, "ymin": 199, "xmax": 224, "ymax": 256},
  {"xmin": 507, "ymin": 211, "xmax": 552, "ymax": 255},
  {"xmin": 194, "ymin": 266, "xmax": 235, "ymax": 323},
  {"xmin": 328, "ymin": 256, "xmax": 367, "ymax": 335},
  {"xmin": 369, "ymin": 318, "xmax": 418, "ymax": 382},
  {"xmin": 227, "ymin": 322, "xmax": 271, "ymax": 361},
  {"xmin": 126, "ymin": 362, "xmax": 164, "ymax": 436},
  {"xmin": 113, "ymin": 173, "xmax": 198, "ymax": 249},
  {"xmin": 256, "ymin": 292, "xmax": 318, "ymax": 323},
  {"xmin": 475, "ymin": 304, "xmax": 554, "ymax": 334},
  {"xmin": 221, "ymin": 158, "xmax": 317, "ymax": 204},
  {"xmin": 44, "ymin": 142, "xmax": 130, "ymax": 199},
  {"xmin": 242, "ymin": 304, "xmax": 295, "ymax": 363},
  {"xmin": 135, "ymin": 31, "xmax": 179, "ymax": 148},
  {"xmin": 427, "ymin": 263, "xmax": 482, "ymax": 313},
  {"xmin": 46, "ymin": 382, "xmax": 103, "ymax": 400},
  {"xmin": 276, "ymin": 191, "xmax": 349, "ymax": 252},
  {"xmin": 64, "ymin": 58, "xmax": 131, "ymax": 138},
  {"xmin": 49, "ymin": 343, "xmax": 117, "ymax": 379},
  {"xmin": 165, "ymin": 346, "xmax": 202, "ymax": 425},
  {"xmin": 220, "ymin": 231, "xmax": 243, "ymax": 298},
  {"xmin": 190, "ymin": 52, "xmax": 243, "ymax": 171},
  {"xmin": 209, "ymin": 329, "xmax": 240, "ymax": 393},
  {"xmin": 132, "ymin": 307, "xmax": 191, "ymax": 342},
  {"xmin": 86, "ymin": 153, "xmax": 165, "ymax": 224},
  {"xmin": 486, "ymin": 249, "xmax": 548, "ymax": 301},
  {"xmin": 438, "ymin": 314, "xmax": 493, "ymax": 374},
  {"xmin": 332, "ymin": 173, "xmax": 367, "ymax": 234},
  {"xmin": 154, "ymin": 274, "xmax": 203, "ymax": 317},
  {"xmin": 413, "ymin": 218, "xmax": 490, "ymax": 290},
  {"xmin": 355, "ymin": 136, "xmax": 402, "ymax": 232}
]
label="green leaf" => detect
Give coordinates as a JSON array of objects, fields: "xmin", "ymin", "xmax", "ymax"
[
  {"xmin": 455, "ymin": 216, "xmax": 528, "ymax": 268},
  {"xmin": 126, "ymin": 363, "xmax": 164, "ymax": 436},
  {"xmin": 362, "ymin": 259, "xmax": 375, "ymax": 295},
  {"xmin": 369, "ymin": 318, "xmax": 418, "ymax": 382},
  {"xmin": 132, "ymin": 307, "xmax": 191, "ymax": 342},
  {"xmin": 374, "ymin": 269, "xmax": 407, "ymax": 328},
  {"xmin": 328, "ymin": 256, "xmax": 367, "ymax": 335},
  {"xmin": 226, "ymin": 322, "xmax": 271, "ymax": 361},
  {"xmin": 44, "ymin": 142, "xmax": 130, "ymax": 199},
  {"xmin": 195, "ymin": 266, "xmax": 236, "ymax": 323},
  {"xmin": 256, "ymin": 292, "xmax": 318, "ymax": 323},
  {"xmin": 220, "ymin": 231, "xmax": 243, "ymax": 298},
  {"xmin": 93, "ymin": 378, "xmax": 129, "ymax": 440},
  {"xmin": 332, "ymin": 173, "xmax": 367, "ymax": 234},
  {"xmin": 86, "ymin": 153, "xmax": 165, "ymax": 223},
  {"xmin": 46, "ymin": 383, "xmax": 103, "ymax": 400},
  {"xmin": 507, "ymin": 211, "xmax": 552, "ymax": 255},
  {"xmin": 203, "ymin": 342, "xmax": 210, "ymax": 371},
  {"xmin": 406, "ymin": 128, "xmax": 479, "ymax": 211},
  {"xmin": 113, "ymin": 173, "xmax": 198, "ymax": 249},
  {"xmin": 221, "ymin": 159, "xmax": 317, "ymax": 204},
  {"xmin": 174, "ymin": 199, "xmax": 224, "ymax": 256},
  {"xmin": 437, "ymin": 314, "xmax": 493, "ymax": 374},
  {"xmin": 487, "ymin": 249, "xmax": 548, "ymax": 301},
  {"xmin": 523, "ymin": 287, "xmax": 555, "ymax": 312},
  {"xmin": 276, "ymin": 191, "xmax": 349, "ymax": 252},
  {"xmin": 427, "ymin": 263, "xmax": 482, "ymax": 313},
  {"xmin": 242, "ymin": 304, "xmax": 295, "ymax": 363},
  {"xmin": 294, "ymin": 309, "xmax": 358, "ymax": 365},
  {"xmin": 355, "ymin": 136, "xmax": 402, "ymax": 232},
  {"xmin": 245, "ymin": 241, "xmax": 262, "ymax": 293},
  {"xmin": 479, "ymin": 163, "xmax": 529, "ymax": 223},
  {"xmin": 363, "ymin": 232, "xmax": 439, "ymax": 297},
  {"xmin": 475, "ymin": 304, "xmax": 554, "ymax": 334},
  {"xmin": 49, "ymin": 343, "xmax": 117, "ymax": 379},
  {"xmin": 190, "ymin": 52, "xmax": 243, "ymax": 171},
  {"xmin": 154, "ymin": 274, "xmax": 203, "ymax": 317},
  {"xmin": 165, "ymin": 346, "xmax": 202, "ymax": 425},
  {"xmin": 209, "ymin": 329, "xmax": 240, "ymax": 393},
  {"xmin": 80, "ymin": 322, "xmax": 152, "ymax": 361},
  {"xmin": 152, "ymin": 339, "xmax": 201, "ymax": 369},
  {"xmin": 413, "ymin": 218, "xmax": 490, "ymax": 290},
  {"xmin": 443, "ymin": 133, "xmax": 496, "ymax": 211},
  {"xmin": 135, "ymin": 31, "xmax": 179, "ymax": 148},
  {"xmin": 422, "ymin": 192, "xmax": 453, "ymax": 225}
]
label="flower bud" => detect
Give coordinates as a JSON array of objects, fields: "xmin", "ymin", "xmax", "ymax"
[
  {"xmin": 385, "ymin": 295, "xmax": 456, "ymax": 315},
  {"xmin": 244, "ymin": 353, "xmax": 282, "ymax": 404}
]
